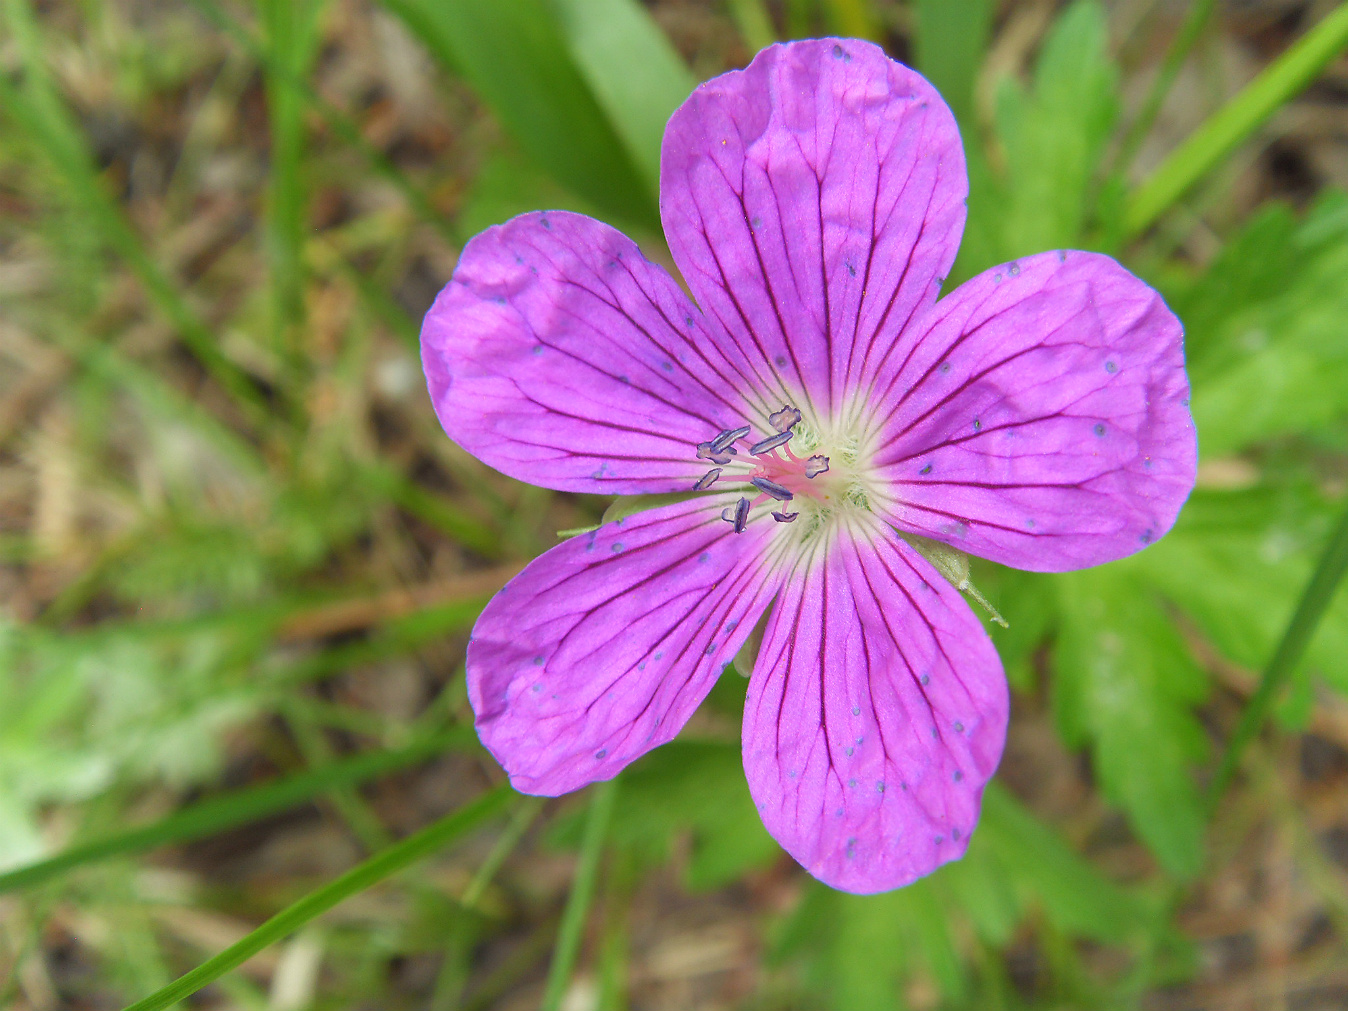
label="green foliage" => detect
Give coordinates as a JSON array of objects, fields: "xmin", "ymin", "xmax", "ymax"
[
  {"xmin": 775, "ymin": 784, "xmax": 1155, "ymax": 1007},
  {"xmin": 1052, "ymin": 569, "xmax": 1209, "ymax": 878},
  {"xmin": 958, "ymin": 0, "xmax": 1118, "ymax": 277},
  {"xmin": 1175, "ymin": 192, "xmax": 1348, "ymax": 455},
  {"xmin": 380, "ymin": 0, "xmax": 659, "ymax": 231},
  {"xmin": 3, "ymin": 0, "xmax": 1348, "ymax": 1008}
]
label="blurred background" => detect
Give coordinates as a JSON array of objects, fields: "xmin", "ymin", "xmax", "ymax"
[{"xmin": 2, "ymin": 0, "xmax": 1348, "ymax": 1008}]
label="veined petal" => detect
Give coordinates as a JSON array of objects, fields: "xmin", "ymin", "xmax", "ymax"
[
  {"xmin": 661, "ymin": 39, "xmax": 967, "ymax": 419},
  {"xmin": 469, "ymin": 496, "xmax": 783, "ymax": 796},
  {"xmin": 870, "ymin": 250, "xmax": 1196, "ymax": 572},
  {"xmin": 743, "ymin": 517, "xmax": 1007, "ymax": 893},
  {"xmin": 422, "ymin": 211, "xmax": 759, "ymax": 494}
]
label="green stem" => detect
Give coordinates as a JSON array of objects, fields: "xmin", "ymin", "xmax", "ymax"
[
  {"xmin": 0, "ymin": 731, "xmax": 472, "ymax": 896},
  {"xmin": 1124, "ymin": 1, "xmax": 1348, "ymax": 237},
  {"xmin": 121, "ymin": 786, "xmax": 514, "ymax": 1011},
  {"xmin": 462, "ymin": 796, "xmax": 544, "ymax": 908},
  {"xmin": 1208, "ymin": 496, "xmax": 1348, "ymax": 808},
  {"xmin": 540, "ymin": 780, "xmax": 617, "ymax": 1011},
  {"xmin": 726, "ymin": 0, "xmax": 777, "ymax": 51},
  {"xmin": 1116, "ymin": 0, "xmax": 1217, "ymax": 173}
]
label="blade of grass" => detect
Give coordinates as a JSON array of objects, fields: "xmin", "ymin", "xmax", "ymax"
[
  {"xmin": 281, "ymin": 699, "xmax": 395, "ymax": 853},
  {"xmin": 120, "ymin": 785, "xmax": 514, "ymax": 1011},
  {"xmin": 1114, "ymin": 0, "xmax": 1217, "ymax": 174},
  {"xmin": 551, "ymin": 0, "xmax": 697, "ymax": 199},
  {"xmin": 0, "ymin": 0, "xmax": 272, "ymax": 429},
  {"xmin": 727, "ymin": 0, "xmax": 777, "ymax": 51},
  {"xmin": 358, "ymin": 461, "xmax": 504, "ymax": 559},
  {"xmin": 186, "ymin": 0, "xmax": 456, "ymax": 243},
  {"xmin": 258, "ymin": 0, "xmax": 326, "ymax": 383},
  {"xmin": 380, "ymin": 0, "xmax": 658, "ymax": 232},
  {"xmin": 913, "ymin": 0, "xmax": 993, "ymax": 130},
  {"xmin": 0, "ymin": 730, "xmax": 474, "ymax": 895},
  {"xmin": 1208, "ymin": 496, "xmax": 1348, "ymax": 807},
  {"xmin": 461, "ymin": 795, "xmax": 544, "ymax": 908},
  {"xmin": 540, "ymin": 780, "xmax": 617, "ymax": 1011},
  {"xmin": 822, "ymin": 0, "xmax": 880, "ymax": 41},
  {"xmin": 1124, "ymin": 1, "xmax": 1348, "ymax": 236}
]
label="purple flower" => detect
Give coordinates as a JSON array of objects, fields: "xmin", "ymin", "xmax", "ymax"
[{"xmin": 420, "ymin": 39, "xmax": 1196, "ymax": 893}]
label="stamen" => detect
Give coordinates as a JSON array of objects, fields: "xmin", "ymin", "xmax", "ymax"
[
  {"xmin": 711, "ymin": 425, "xmax": 751, "ymax": 452},
  {"xmin": 772, "ymin": 510, "xmax": 798, "ymax": 523},
  {"xmin": 750, "ymin": 476, "xmax": 794, "ymax": 501},
  {"xmin": 696, "ymin": 441, "xmax": 736, "ymax": 465},
  {"xmin": 768, "ymin": 405, "xmax": 802, "ymax": 432},
  {"xmin": 693, "ymin": 467, "xmax": 722, "ymax": 491},
  {"xmin": 750, "ymin": 431, "xmax": 792, "ymax": 455},
  {"xmin": 805, "ymin": 455, "xmax": 830, "ymax": 479},
  {"xmin": 719, "ymin": 496, "xmax": 750, "ymax": 533}
]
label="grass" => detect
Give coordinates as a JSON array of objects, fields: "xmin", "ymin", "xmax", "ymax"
[{"xmin": 1, "ymin": 1, "xmax": 1347, "ymax": 1009}]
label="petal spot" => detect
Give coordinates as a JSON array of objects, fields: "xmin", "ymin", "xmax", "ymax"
[
  {"xmin": 953, "ymin": 770, "xmax": 963, "ymax": 782},
  {"xmin": 832, "ymin": 43, "xmax": 851, "ymax": 61},
  {"xmin": 972, "ymin": 418, "xmax": 982, "ymax": 432},
  {"xmin": 876, "ymin": 781, "xmax": 885, "ymax": 793},
  {"xmin": 595, "ymin": 748, "xmax": 607, "ymax": 759},
  {"xmin": 612, "ymin": 542, "xmax": 623, "ymax": 553},
  {"xmin": 1008, "ymin": 263, "xmax": 1021, "ymax": 277},
  {"xmin": 920, "ymin": 463, "xmax": 932, "ymax": 475},
  {"xmin": 953, "ymin": 721, "xmax": 965, "ymax": 733},
  {"xmin": 1094, "ymin": 422, "xmax": 1107, "ymax": 437},
  {"xmin": 1105, "ymin": 360, "xmax": 1118, "ymax": 374}
]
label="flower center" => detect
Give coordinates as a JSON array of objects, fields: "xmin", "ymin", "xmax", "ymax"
[{"xmin": 691, "ymin": 404, "xmax": 871, "ymax": 534}]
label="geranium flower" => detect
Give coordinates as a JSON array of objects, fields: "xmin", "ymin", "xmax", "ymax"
[{"xmin": 421, "ymin": 38, "xmax": 1196, "ymax": 893}]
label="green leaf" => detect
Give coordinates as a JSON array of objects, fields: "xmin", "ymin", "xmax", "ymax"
[
  {"xmin": 974, "ymin": 784, "xmax": 1149, "ymax": 942},
  {"xmin": 551, "ymin": 0, "xmax": 697, "ymax": 198},
  {"xmin": 913, "ymin": 0, "xmax": 993, "ymax": 130},
  {"xmin": 381, "ymin": 0, "xmax": 658, "ymax": 232},
  {"xmin": 1052, "ymin": 568, "xmax": 1208, "ymax": 878},
  {"xmin": 957, "ymin": 0, "xmax": 1117, "ymax": 276},
  {"xmin": 1175, "ymin": 192, "xmax": 1348, "ymax": 456}
]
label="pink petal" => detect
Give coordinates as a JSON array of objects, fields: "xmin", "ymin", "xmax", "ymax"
[
  {"xmin": 661, "ymin": 39, "xmax": 967, "ymax": 418},
  {"xmin": 469, "ymin": 496, "xmax": 782, "ymax": 795},
  {"xmin": 870, "ymin": 250, "xmax": 1196, "ymax": 572},
  {"xmin": 743, "ymin": 520, "xmax": 1007, "ymax": 894},
  {"xmin": 422, "ymin": 211, "xmax": 760, "ymax": 494}
]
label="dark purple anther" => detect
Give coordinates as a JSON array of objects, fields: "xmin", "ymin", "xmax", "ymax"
[
  {"xmin": 711, "ymin": 425, "xmax": 751, "ymax": 452},
  {"xmin": 772, "ymin": 510, "xmax": 798, "ymax": 523},
  {"xmin": 805, "ymin": 455, "xmax": 830, "ymax": 479},
  {"xmin": 751, "ymin": 476, "xmax": 794, "ymax": 501},
  {"xmin": 696, "ymin": 441, "xmax": 735, "ymax": 465},
  {"xmin": 768, "ymin": 405, "xmax": 802, "ymax": 432},
  {"xmin": 750, "ymin": 431, "xmax": 792, "ymax": 455},
  {"xmin": 721, "ymin": 496, "xmax": 751, "ymax": 533},
  {"xmin": 693, "ymin": 467, "xmax": 722, "ymax": 491}
]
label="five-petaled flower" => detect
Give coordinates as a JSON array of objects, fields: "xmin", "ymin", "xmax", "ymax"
[{"xmin": 421, "ymin": 38, "xmax": 1196, "ymax": 893}]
